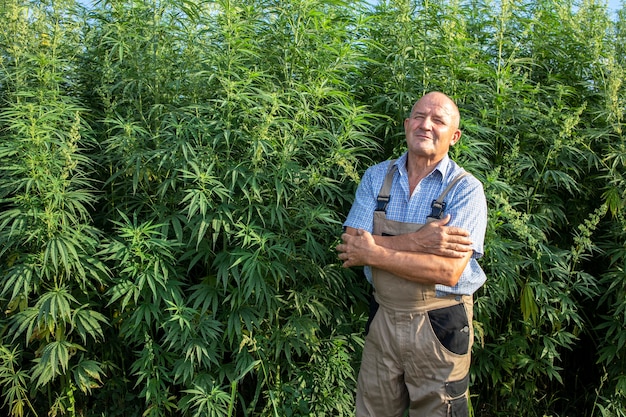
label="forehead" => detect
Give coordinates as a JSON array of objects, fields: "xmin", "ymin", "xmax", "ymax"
[{"xmin": 410, "ymin": 94, "xmax": 457, "ymax": 119}]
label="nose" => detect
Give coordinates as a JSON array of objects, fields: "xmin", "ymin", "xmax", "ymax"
[{"xmin": 416, "ymin": 116, "xmax": 432, "ymax": 130}]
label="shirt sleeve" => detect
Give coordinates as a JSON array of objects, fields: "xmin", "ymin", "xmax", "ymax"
[
  {"xmin": 444, "ymin": 175, "xmax": 488, "ymax": 258},
  {"xmin": 342, "ymin": 163, "xmax": 387, "ymax": 233}
]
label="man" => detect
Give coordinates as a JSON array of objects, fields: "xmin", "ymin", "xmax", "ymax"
[{"xmin": 336, "ymin": 92, "xmax": 487, "ymax": 416}]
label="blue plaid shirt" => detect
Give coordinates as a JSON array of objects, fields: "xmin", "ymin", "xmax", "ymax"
[{"xmin": 343, "ymin": 153, "xmax": 488, "ymax": 296}]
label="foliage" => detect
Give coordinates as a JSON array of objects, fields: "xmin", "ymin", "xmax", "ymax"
[{"xmin": 0, "ymin": 0, "xmax": 624, "ymax": 416}]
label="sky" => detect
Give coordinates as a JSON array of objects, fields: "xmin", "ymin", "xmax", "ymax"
[
  {"xmin": 607, "ymin": 0, "xmax": 623, "ymax": 14},
  {"xmin": 75, "ymin": 0, "xmax": 624, "ymax": 20}
]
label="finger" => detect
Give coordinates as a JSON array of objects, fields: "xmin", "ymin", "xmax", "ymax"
[
  {"xmin": 453, "ymin": 243, "xmax": 473, "ymax": 252},
  {"xmin": 445, "ymin": 236, "xmax": 472, "ymax": 245},
  {"xmin": 431, "ymin": 214, "xmax": 452, "ymax": 226},
  {"xmin": 445, "ymin": 227, "xmax": 471, "ymax": 238},
  {"xmin": 342, "ymin": 232, "xmax": 358, "ymax": 243}
]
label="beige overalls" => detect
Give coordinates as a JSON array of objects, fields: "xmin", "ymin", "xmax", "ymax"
[{"xmin": 356, "ymin": 162, "xmax": 474, "ymax": 417}]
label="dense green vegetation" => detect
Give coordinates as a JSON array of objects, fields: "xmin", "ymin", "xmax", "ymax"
[{"xmin": 0, "ymin": 0, "xmax": 624, "ymax": 415}]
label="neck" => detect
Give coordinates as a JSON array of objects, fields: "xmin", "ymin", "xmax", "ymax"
[
  {"xmin": 406, "ymin": 155, "xmax": 442, "ymax": 194},
  {"xmin": 406, "ymin": 156, "xmax": 440, "ymax": 180}
]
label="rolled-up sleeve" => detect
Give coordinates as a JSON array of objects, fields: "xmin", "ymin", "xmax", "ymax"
[{"xmin": 343, "ymin": 162, "xmax": 388, "ymax": 232}]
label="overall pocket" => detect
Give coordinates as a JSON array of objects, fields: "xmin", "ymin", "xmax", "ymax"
[
  {"xmin": 427, "ymin": 303, "xmax": 470, "ymax": 355},
  {"xmin": 446, "ymin": 374, "xmax": 469, "ymax": 417}
]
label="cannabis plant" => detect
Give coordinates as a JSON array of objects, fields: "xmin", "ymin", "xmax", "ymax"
[{"xmin": 0, "ymin": 1, "xmax": 107, "ymax": 416}]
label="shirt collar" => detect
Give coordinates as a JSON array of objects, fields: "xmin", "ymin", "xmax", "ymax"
[{"xmin": 395, "ymin": 152, "xmax": 450, "ymax": 180}]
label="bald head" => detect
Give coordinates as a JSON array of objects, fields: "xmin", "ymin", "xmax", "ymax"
[{"xmin": 411, "ymin": 92, "xmax": 460, "ymax": 130}]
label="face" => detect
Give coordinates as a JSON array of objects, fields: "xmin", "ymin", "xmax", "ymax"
[{"xmin": 403, "ymin": 92, "xmax": 461, "ymax": 162}]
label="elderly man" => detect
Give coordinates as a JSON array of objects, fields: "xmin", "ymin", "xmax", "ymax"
[{"xmin": 337, "ymin": 92, "xmax": 488, "ymax": 417}]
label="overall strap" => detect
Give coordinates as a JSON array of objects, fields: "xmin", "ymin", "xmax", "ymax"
[
  {"xmin": 375, "ymin": 159, "xmax": 398, "ymax": 212},
  {"xmin": 427, "ymin": 170, "xmax": 471, "ymax": 220}
]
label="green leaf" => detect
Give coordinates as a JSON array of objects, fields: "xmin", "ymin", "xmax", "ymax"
[{"xmin": 72, "ymin": 357, "xmax": 104, "ymax": 394}]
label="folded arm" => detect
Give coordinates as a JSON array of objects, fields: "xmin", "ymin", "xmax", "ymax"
[
  {"xmin": 367, "ymin": 214, "xmax": 473, "ymax": 258},
  {"xmin": 337, "ymin": 224, "xmax": 473, "ymax": 286}
]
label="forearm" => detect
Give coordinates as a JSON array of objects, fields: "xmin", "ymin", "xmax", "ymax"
[
  {"xmin": 345, "ymin": 223, "xmax": 473, "ymax": 258},
  {"xmin": 373, "ymin": 234, "xmax": 420, "ymax": 252},
  {"xmin": 346, "ymin": 226, "xmax": 427, "ymax": 251},
  {"xmin": 368, "ymin": 246, "xmax": 473, "ymax": 286},
  {"xmin": 338, "ymin": 229, "xmax": 473, "ymax": 285}
]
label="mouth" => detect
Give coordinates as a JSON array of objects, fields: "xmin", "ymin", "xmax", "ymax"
[{"xmin": 414, "ymin": 133, "xmax": 432, "ymax": 141}]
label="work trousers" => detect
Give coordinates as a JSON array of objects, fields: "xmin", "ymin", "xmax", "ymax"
[{"xmin": 356, "ymin": 293, "xmax": 473, "ymax": 417}]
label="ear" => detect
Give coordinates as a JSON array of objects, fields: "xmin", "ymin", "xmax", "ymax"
[{"xmin": 450, "ymin": 129, "xmax": 462, "ymax": 146}]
